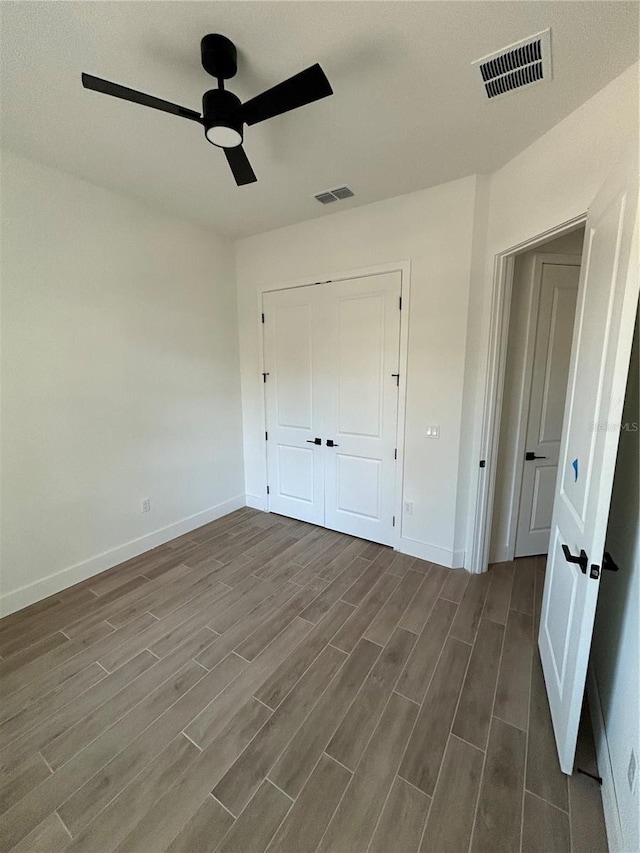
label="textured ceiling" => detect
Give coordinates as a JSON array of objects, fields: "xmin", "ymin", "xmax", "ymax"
[{"xmin": 1, "ymin": 1, "xmax": 638, "ymax": 237}]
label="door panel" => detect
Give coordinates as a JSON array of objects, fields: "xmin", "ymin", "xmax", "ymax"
[
  {"xmin": 277, "ymin": 445, "xmax": 315, "ymax": 502},
  {"xmin": 263, "ymin": 286, "xmax": 325, "ymax": 525},
  {"xmin": 545, "ymin": 529, "xmax": 579, "ymax": 688},
  {"xmin": 324, "ymin": 273, "xmax": 401, "ymax": 544},
  {"xmin": 539, "ymin": 282, "xmax": 580, "ymax": 442},
  {"xmin": 530, "ymin": 466, "xmax": 556, "ymax": 531},
  {"xmin": 335, "ymin": 454, "xmax": 381, "ymax": 519},
  {"xmin": 516, "ymin": 259, "xmax": 580, "ymax": 557},
  {"xmin": 273, "ymin": 304, "xmax": 313, "ymax": 429},
  {"xmin": 336, "ymin": 293, "xmax": 385, "ymax": 437},
  {"xmin": 539, "ymin": 151, "xmax": 639, "ymax": 774}
]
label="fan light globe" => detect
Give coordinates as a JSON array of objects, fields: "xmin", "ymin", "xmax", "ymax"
[{"xmin": 205, "ymin": 124, "xmax": 242, "ymax": 149}]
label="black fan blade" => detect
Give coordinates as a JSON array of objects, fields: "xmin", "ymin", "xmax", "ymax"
[
  {"xmin": 82, "ymin": 73, "xmax": 202, "ymax": 123},
  {"xmin": 240, "ymin": 63, "xmax": 332, "ymax": 127},
  {"xmin": 224, "ymin": 146, "xmax": 257, "ymax": 186}
]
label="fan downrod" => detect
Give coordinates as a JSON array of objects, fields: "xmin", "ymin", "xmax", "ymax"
[{"xmin": 201, "ymin": 34, "xmax": 237, "ymax": 81}]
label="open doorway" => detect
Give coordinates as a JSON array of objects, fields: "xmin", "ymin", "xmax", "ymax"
[{"xmin": 489, "ymin": 226, "xmax": 585, "ymax": 565}]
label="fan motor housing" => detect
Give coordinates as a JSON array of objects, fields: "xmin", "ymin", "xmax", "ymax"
[
  {"xmin": 201, "ymin": 34, "xmax": 237, "ymax": 80},
  {"xmin": 202, "ymin": 89, "xmax": 243, "ymax": 147}
]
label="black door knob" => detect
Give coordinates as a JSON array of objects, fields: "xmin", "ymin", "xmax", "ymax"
[
  {"xmin": 326, "ymin": 439, "xmax": 339, "ymax": 447},
  {"xmin": 526, "ymin": 451, "xmax": 548, "ymax": 461},
  {"xmin": 306, "ymin": 438, "xmax": 322, "ymax": 445}
]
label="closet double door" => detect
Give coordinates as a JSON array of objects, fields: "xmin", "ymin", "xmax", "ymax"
[{"xmin": 263, "ymin": 272, "xmax": 402, "ymax": 545}]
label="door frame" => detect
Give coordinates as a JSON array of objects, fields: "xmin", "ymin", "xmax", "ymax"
[
  {"xmin": 495, "ymin": 251, "xmax": 583, "ymax": 564},
  {"xmin": 257, "ymin": 260, "xmax": 411, "ymax": 551},
  {"xmin": 470, "ymin": 216, "xmax": 587, "ymax": 574}
]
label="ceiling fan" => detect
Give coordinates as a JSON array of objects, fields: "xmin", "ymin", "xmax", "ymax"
[{"xmin": 82, "ymin": 34, "xmax": 333, "ymax": 186}]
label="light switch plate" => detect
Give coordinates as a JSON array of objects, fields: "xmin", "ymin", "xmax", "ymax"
[{"xmin": 426, "ymin": 426, "xmax": 440, "ymax": 438}]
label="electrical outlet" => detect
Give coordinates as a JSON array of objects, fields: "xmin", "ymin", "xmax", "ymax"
[
  {"xmin": 628, "ymin": 748, "xmax": 637, "ymax": 794},
  {"xmin": 404, "ymin": 501, "xmax": 413, "ymax": 515},
  {"xmin": 141, "ymin": 498, "xmax": 151, "ymax": 513},
  {"xmin": 426, "ymin": 425, "xmax": 440, "ymax": 438}
]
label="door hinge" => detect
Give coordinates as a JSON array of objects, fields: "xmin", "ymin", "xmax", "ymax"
[
  {"xmin": 391, "ymin": 373, "xmax": 400, "ymax": 386},
  {"xmin": 261, "ymin": 313, "xmax": 265, "ymax": 324},
  {"xmin": 399, "ymin": 296, "xmax": 402, "ymax": 310},
  {"xmin": 392, "ymin": 515, "xmax": 396, "ymax": 527},
  {"xmin": 394, "ymin": 448, "xmax": 397, "ymax": 460},
  {"xmin": 265, "ymin": 431, "xmax": 268, "ymax": 441},
  {"xmin": 262, "ymin": 372, "xmax": 269, "ymax": 383},
  {"xmin": 479, "ymin": 459, "xmax": 486, "ymax": 468},
  {"xmin": 266, "ymin": 485, "xmax": 270, "ymax": 495}
]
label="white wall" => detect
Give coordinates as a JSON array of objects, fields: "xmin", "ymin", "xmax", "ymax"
[
  {"xmin": 463, "ymin": 63, "xmax": 640, "ymax": 565},
  {"xmin": 591, "ymin": 310, "xmax": 639, "ymax": 853},
  {"xmin": 236, "ymin": 176, "xmax": 479, "ymax": 567},
  {"xmin": 0, "ymin": 150, "xmax": 245, "ymax": 615}
]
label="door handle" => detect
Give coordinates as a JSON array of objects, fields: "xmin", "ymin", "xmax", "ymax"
[
  {"xmin": 306, "ymin": 438, "xmax": 322, "ymax": 445},
  {"xmin": 326, "ymin": 439, "xmax": 339, "ymax": 447},
  {"xmin": 525, "ymin": 451, "xmax": 547, "ymax": 461},
  {"xmin": 562, "ymin": 544, "xmax": 588, "ymax": 574}
]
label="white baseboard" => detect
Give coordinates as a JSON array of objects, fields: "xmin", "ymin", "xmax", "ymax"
[
  {"xmin": 0, "ymin": 495, "xmax": 246, "ymax": 618},
  {"xmin": 245, "ymin": 494, "xmax": 268, "ymax": 511},
  {"xmin": 587, "ymin": 665, "xmax": 624, "ymax": 853},
  {"xmin": 397, "ymin": 536, "xmax": 465, "ymax": 569}
]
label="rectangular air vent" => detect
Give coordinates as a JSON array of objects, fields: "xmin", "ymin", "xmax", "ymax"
[
  {"xmin": 331, "ymin": 186, "xmax": 355, "ymax": 200},
  {"xmin": 314, "ymin": 186, "xmax": 355, "ymax": 204},
  {"xmin": 314, "ymin": 192, "xmax": 338, "ymax": 205},
  {"xmin": 472, "ymin": 29, "xmax": 552, "ymax": 100}
]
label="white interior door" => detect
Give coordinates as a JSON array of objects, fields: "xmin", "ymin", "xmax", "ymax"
[
  {"xmin": 323, "ymin": 273, "xmax": 401, "ymax": 545},
  {"xmin": 263, "ymin": 286, "xmax": 325, "ymax": 525},
  {"xmin": 263, "ymin": 272, "xmax": 402, "ymax": 544},
  {"xmin": 539, "ymin": 151, "xmax": 639, "ymax": 774},
  {"xmin": 515, "ymin": 256, "xmax": 580, "ymax": 557}
]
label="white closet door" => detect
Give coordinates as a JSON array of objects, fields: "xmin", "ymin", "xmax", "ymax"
[
  {"xmin": 263, "ymin": 286, "xmax": 325, "ymax": 525},
  {"xmin": 323, "ymin": 272, "xmax": 401, "ymax": 544}
]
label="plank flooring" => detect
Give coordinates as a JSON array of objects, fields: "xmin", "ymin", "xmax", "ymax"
[{"xmin": 0, "ymin": 509, "xmax": 608, "ymax": 852}]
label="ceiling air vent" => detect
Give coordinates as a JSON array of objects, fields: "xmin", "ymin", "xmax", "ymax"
[
  {"xmin": 331, "ymin": 186, "xmax": 355, "ymax": 200},
  {"xmin": 314, "ymin": 186, "xmax": 355, "ymax": 204},
  {"xmin": 472, "ymin": 29, "xmax": 552, "ymax": 100},
  {"xmin": 314, "ymin": 192, "xmax": 338, "ymax": 205}
]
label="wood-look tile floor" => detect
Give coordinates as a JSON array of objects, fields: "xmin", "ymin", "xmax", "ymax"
[{"xmin": 0, "ymin": 508, "xmax": 608, "ymax": 853}]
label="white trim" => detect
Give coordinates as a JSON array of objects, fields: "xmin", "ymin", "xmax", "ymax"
[
  {"xmin": 502, "ymin": 252, "xmax": 538, "ymax": 562},
  {"xmin": 469, "ymin": 214, "xmax": 587, "ymax": 574},
  {"xmin": 398, "ymin": 535, "xmax": 465, "ymax": 569},
  {"xmin": 394, "ymin": 264, "xmax": 412, "ymax": 552},
  {"xmin": 258, "ymin": 260, "xmax": 411, "ymax": 551},
  {"xmin": 245, "ymin": 493, "xmax": 268, "ymax": 511},
  {"xmin": 587, "ymin": 665, "xmax": 625, "ymax": 853},
  {"xmin": 259, "ymin": 259, "xmax": 413, "ymax": 294},
  {"xmin": 0, "ymin": 495, "xmax": 246, "ymax": 618}
]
